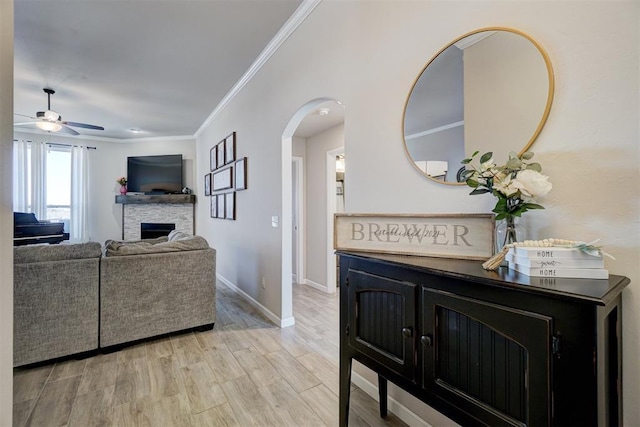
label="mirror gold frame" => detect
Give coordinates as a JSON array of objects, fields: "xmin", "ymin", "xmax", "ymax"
[{"xmin": 402, "ymin": 27, "xmax": 555, "ymax": 185}]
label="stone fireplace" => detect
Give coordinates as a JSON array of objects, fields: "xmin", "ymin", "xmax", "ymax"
[{"xmin": 115, "ymin": 194, "xmax": 195, "ymax": 240}]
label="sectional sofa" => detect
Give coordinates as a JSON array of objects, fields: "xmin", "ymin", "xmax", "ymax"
[{"xmin": 13, "ymin": 233, "xmax": 216, "ymax": 367}]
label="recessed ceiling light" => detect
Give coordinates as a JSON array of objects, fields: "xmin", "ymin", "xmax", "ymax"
[
  {"xmin": 318, "ymin": 108, "xmax": 330, "ymax": 116},
  {"xmin": 129, "ymin": 128, "xmax": 143, "ymax": 133}
]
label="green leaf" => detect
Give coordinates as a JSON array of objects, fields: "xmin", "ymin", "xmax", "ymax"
[
  {"xmin": 494, "ymin": 213, "xmax": 507, "ymax": 221},
  {"xmin": 472, "ymin": 150, "xmax": 479, "ymax": 157},
  {"xmin": 527, "ymin": 162, "xmax": 542, "ymax": 172},
  {"xmin": 480, "ymin": 152, "xmax": 493, "ymax": 164},
  {"xmin": 493, "ymin": 197, "xmax": 507, "ymax": 210},
  {"xmin": 521, "ymin": 151, "xmax": 534, "ymax": 160},
  {"xmin": 470, "ymin": 188, "xmax": 491, "ymax": 195},
  {"xmin": 461, "ymin": 158, "xmax": 471, "ymax": 164},
  {"xmin": 524, "ymin": 203, "xmax": 545, "ymax": 210},
  {"xmin": 506, "ymin": 158, "xmax": 522, "ymax": 169},
  {"xmin": 467, "ymin": 179, "xmax": 479, "ymax": 188}
]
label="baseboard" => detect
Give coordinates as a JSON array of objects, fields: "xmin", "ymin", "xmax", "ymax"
[
  {"xmin": 301, "ymin": 278, "xmax": 328, "ymax": 293},
  {"xmin": 216, "ymin": 273, "xmax": 295, "ymax": 328},
  {"xmin": 351, "ymin": 371, "xmax": 430, "ymax": 427}
]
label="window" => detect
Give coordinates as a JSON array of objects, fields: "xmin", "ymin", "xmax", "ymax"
[
  {"xmin": 46, "ymin": 147, "xmax": 72, "ymax": 229},
  {"xmin": 14, "ymin": 140, "xmax": 90, "ymax": 241}
]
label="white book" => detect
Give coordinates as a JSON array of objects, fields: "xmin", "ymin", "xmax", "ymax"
[
  {"xmin": 511, "ymin": 246, "xmax": 604, "ymax": 261},
  {"xmin": 506, "ymin": 253, "xmax": 604, "ymax": 269},
  {"xmin": 509, "ymin": 261, "xmax": 609, "ymax": 279}
]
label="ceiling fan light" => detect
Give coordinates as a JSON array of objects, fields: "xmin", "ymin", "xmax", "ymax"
[
  {"xmin": 36, "ymin": 121, "xmax": 62, "ymax": 132},
  {"xmin": 43, "ymin": 110, "xmax": 59, "ymax": 121}
]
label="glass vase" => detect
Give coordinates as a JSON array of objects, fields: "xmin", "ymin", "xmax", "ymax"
[
  {"xmin": 495, "ymin": 216, "xmax": 525, "ymax": 254},
  {"xmin": 119, "ymin": 185, "xmax": 127, "ymax": 195}
]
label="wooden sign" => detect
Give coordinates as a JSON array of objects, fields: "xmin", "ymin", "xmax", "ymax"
[{"xmin": 334, "ymin": 213, "xmax": 495, "ymax": 260}]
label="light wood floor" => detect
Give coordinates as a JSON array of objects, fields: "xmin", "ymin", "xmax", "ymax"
[{"xmin": 13, "ymin": 282, "xmax": 407, "ymax": 426}]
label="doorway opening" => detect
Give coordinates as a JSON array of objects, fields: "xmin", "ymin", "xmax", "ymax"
[
  {"xmin": 281, "ymin": 98, "xmax": 345, "ymax": 325},
  {"xmin": 292, "ymin": 156, "xmax": 304, "ymax": 285},
  {"xmin": 325, "ymin": 147, "xmax": 345, "ymax": 293}
]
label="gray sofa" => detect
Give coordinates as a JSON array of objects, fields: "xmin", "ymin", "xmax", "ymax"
[
  {"xmin": 13, "ymin": 233, "xmax": 216, "ymax": 366},
  {"xmin": 100, "ymin": 234, "xmax": 216, "ymax": 348},
  {"xmin": 14, "ymin": 242, "xmax": 102, "ymax": 367}
]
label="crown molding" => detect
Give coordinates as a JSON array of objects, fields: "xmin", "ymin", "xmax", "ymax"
[
  {"xmin": 114, "ymin": 134, "xmax": 195, "ymax": 144},
  {"xmin": 195, "ymin": 0, "xmax": 322, "ymax": 138},
  {"xmin": 454, "ymin": 31, "xmax": 495, "ymax": 50},
  {"xmin": 405, "ymin": 120, "xmax": 464, "ymax": 141}
]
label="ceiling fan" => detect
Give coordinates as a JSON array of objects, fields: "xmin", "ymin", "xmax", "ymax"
[{"xmin": 14, "ymin": 88, "xmax": 104, "ymax": 136}]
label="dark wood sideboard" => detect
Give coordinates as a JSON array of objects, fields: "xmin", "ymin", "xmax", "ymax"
[{"xmin": 338, "ymin": 251, "xmax": 629, "ymax": 427}]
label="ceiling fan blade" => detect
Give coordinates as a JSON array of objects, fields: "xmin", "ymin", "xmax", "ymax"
[
  {"xmin": 61, "ymin": 121, "xmax": 104, "ymax": 131},
  {"xmin": 14, "ymin": 122, "xmax": 37, "ymax": 127},
  {"xmin": 58, "ymin": 124, "xmax": 80, "ymax": 136},
  {"xmin": 14, "ymin": 113, "xmax": 37, "ymax": 120}
]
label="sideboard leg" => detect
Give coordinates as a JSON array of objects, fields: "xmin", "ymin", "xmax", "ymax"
[
  {"xmin": 378, "ymin": 374, "xmax": 388, "ymax": 418},
  {"xmin": 339, "ymin": 355, "xmax": 353, "ymax": 426}
]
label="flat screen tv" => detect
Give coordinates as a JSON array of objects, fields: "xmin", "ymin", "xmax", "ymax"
[{"xmin": 127, "ymin": 154, "xmax": 183, "ymax": 194}]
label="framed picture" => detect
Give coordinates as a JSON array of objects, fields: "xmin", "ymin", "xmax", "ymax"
[
  {"xmin": 212, "ymin": 195, "xmax": 218, "ymax": 218},
  {"xmin": 334, "ymin": 213, "xmax": 495, "ymax": 260},
  {"xmin": 225, "ymin": 192, "xmax": 235, "ymax": 220},
  {"xmin": 217, "ymin": 194, "xmax": 226, "ymax": 219},
  {"xmin": 216, "ymin": 140, "xmax": 225, "ymax": 168},
  {"xmin": 235, "ymin": 157, "xmax": 247, "ymax": 190},
  {"xmin": 225, "ymin": 132, "xmax": 236, "ymax": 164},
  {"xmin": 212, "ymin": 167, "xmax": 233, "ymax": 191},
  {"xmin": 204, "ymin": 173, "xmax": 211, "ymax": 196},
  {"xmin": 209, "ymin": 146, "xmax": 216, "ymax": 171}
]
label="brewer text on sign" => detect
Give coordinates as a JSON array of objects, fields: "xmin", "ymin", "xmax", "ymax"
[{"xmin": 334, "ymin": 213, "xmax": 495, "ymax": 260}]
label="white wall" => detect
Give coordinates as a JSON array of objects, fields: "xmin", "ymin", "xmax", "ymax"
[
  {"xmin": 303, "ymin": 124, "xmax": 344, "ymax": 288},
  {"xmin": 292, "ymin": 136, "xmax": 306, "ymax": 158},
  {"xmin": 195, "ymin": 1, "xmax": 639, "ymax": 424},
  {"xmin": 13, "ymin": 131, "xmax": 195, "ymax": 244},
  {"xmin": 464, "ymin": 30, "xmax": 549, "ymax": 161},
  {"xmin": 405, "ymin": 126, "xmax": 464, "ymax": 182},
  {"xmin": 0, "ymin": 1, "xmax": 13, "ymax": 425}
]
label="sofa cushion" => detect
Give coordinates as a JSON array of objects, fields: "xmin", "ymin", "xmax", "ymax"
[
  {"xmin": 105, "ymin": 235, "xmax": 209, "ymax": 256},
  {"xmin": 103, "ymin": 236, "xmax": 167, "ymax": 252},
  {"xmin": 14, "ymin": 241, "xmax": 102, "ymax": 264}
]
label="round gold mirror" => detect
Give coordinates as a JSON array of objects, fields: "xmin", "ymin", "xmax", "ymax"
[{"xmin": 403, "ymin": 27, "xmax": 554, "ymax": 185}]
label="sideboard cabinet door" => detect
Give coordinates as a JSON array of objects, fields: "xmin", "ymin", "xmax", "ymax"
[
  {"xmin": 347, "ymin": 269, "xmax": 417, "ymax": 381},
  {"xmin": 421, "ymin": 288, "xmax": 553, "ymax": 426}
]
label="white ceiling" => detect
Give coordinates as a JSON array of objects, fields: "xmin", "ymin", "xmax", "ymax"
[
  {"xmin": 13, "ymin": 0, "xmax": 304, "ymax": 140},
  {"xmin": 294, "ymin": 101, "xmax": 345, "ymax": 139}
]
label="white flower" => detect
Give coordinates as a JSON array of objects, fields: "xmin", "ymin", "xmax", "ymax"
[
  {"xmin": 478, "ymin": 160, "xmax": 500, "ymax": 179},
  {"xmin": 493, "ymin": 174, "xmax": 519, "ymax": 197},
  {"xmin": 512, "ymin": 169, "xmax": 552, "ymax": 201}
]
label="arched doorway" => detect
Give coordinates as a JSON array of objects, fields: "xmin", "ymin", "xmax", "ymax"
[{"xmin": 280, "ymin": 97, "xmax": 345, "ymax": 326}]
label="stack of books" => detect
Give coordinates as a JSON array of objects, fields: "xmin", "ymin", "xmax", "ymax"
[{"xmin": 506, "ymin": 246, "xmax": 608, "ymax": 279}]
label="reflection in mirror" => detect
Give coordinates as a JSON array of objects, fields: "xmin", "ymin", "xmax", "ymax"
[{"xmin": 403, "ymin": 28, "xmax": 554, "ymax": 185}]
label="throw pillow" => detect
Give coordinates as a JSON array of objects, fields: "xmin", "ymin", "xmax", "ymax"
[{"xmin": 168, "ymin": 230, "xmax": 192, "ymax": 241}]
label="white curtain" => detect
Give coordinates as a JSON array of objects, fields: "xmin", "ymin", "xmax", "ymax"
[
  {"xmin": 31, "ymin": 141, "xmax": 48, "ymax": 219},
  {"xmin": 12, "ymin": 139, "xmax": 29, "ymax": 212},
  {"xmin": 12, "ymin": 140, "xmax": 47, "ymax": 217},
  {"xmin": 70, "ymin": 145, "xmax": 90, "ymax": 242}
]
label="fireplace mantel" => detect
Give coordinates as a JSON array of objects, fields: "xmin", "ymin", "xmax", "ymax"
[
  {"xmin": 115, "ymin": 194, "xmax": 196, "ymax": 240},
  {"xmin": 115, "ymin": 194, "xmax": 196, "ymax": 205}
]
